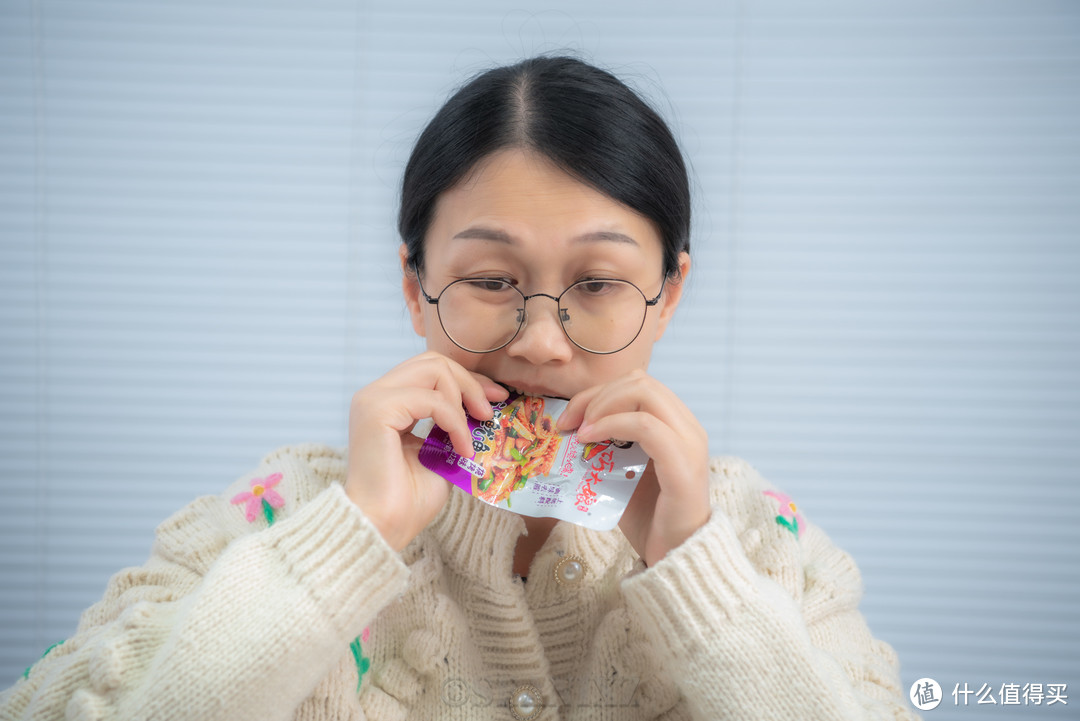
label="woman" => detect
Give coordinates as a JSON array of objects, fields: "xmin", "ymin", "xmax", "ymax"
[{"xmin": 3, "ymin": 56, "xmax": 918, "ymax": 721}]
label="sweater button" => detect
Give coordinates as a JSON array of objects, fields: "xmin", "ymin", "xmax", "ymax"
[
  {"xmin": 509, "ymin": 683, "xmax": 543, "ymax": 720},
  {"xmin": 553, "ymin": 554, "xmax": 587, "ymax": 587}
]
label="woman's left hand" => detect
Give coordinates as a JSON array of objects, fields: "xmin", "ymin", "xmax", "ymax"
[{"xmin": 557, "ymin": 369, "xmax": 712, "ymax": 567}]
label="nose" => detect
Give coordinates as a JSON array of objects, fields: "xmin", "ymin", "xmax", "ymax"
[{"xmin": 505, "ymin": 293, "xmax": 574, "ymax": 364}]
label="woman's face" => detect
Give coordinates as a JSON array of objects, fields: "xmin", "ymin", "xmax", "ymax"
[{"xmin": 402, "ymin": 148, "xmax": 689, "ymax": 399}]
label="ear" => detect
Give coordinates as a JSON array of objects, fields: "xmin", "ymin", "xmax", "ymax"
[
  {"xmin": 400, "ymin": 244, "xmax": 427, "ymax": 338},
  {"xmin": 653, "ymin": 252, "xmax": 690, "ymax": 342}
]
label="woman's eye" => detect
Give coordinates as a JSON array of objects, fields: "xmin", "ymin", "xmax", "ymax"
[
  {"xmin": 578, "ymin": 279, "xmax": 615, "ymax": 295},
  {"xmin": 466, "ymin": 278, "xmax": 513, "ymax": 292}
]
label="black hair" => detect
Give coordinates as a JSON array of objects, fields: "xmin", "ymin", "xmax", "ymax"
[{"xmin": 398, "ymin": 56, "xmax": 690, "ymax": 279}]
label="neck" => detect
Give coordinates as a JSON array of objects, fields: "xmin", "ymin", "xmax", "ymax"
[{"xmin": 513, "ymin": 516, "xmax": 559, "ymax": 577}]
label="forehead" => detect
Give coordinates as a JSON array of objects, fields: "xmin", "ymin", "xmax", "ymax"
[{"xmin": 425, "ymin": 148, "xmax": 664, "ymax": 264}]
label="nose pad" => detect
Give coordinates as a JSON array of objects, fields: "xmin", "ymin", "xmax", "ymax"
[
  {"xmin": 506, "ymin": 296, "xmax": 574, "ymax": 360},
  {"xmin": 514, "ymin": 303, "xmax": 565, "ymax": 328}
]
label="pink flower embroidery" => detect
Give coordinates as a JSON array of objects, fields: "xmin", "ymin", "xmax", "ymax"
[
  {"xmin": 231, "ymin": 473, "xmax": 285, "ymax": 525},
  {"xmin": 764, "ymin": 490, "xmax": 804, "ymax": 538}
]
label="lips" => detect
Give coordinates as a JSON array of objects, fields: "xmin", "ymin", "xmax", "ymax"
[{"xmin": 496, "ymin": 380, "xmax": 571, "ymax": 401}]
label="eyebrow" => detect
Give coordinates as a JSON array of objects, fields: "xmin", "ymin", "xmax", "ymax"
[{"xmin": 451, "ymin": 226, "xmax": 639, "ymax": 246}]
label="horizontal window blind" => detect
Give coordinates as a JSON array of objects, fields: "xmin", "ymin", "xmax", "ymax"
[{"xmin": 1, "ymin": 2, "xmax": 1077, "ymax": 718}]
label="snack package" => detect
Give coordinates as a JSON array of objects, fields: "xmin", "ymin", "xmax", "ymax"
[{"xmin": 417, "ymin": 393, "xmax": 649, "ymax": 531}]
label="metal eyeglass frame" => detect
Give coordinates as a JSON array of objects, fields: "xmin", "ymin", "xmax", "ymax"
[{"xmin": 414, "ymin": 273, "xmax": 666, "ymax": 355}]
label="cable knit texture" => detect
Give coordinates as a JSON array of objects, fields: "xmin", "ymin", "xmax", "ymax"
[{"xmin": 1, "ymin": 444, "xmax": 920, "ymax": 720}]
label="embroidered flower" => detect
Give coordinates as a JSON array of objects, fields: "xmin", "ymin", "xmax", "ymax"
[
  {"xmin": 231, "ymin": 473, "xmax": 285, "ymax": 526},
  {"xmin": 764, "ymin": 490, "xmax": 804, "ymax": 538},
  {"xmin": 350, "ymin": 627, "xmax": 372, "ymax": 691}
]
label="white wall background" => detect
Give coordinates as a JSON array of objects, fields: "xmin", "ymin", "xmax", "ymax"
[{"xmin": 1, "ymin": 1, "xmax": 1078, "ymax": 718}]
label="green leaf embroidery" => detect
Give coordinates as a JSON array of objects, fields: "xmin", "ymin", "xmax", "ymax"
[
  {"xmin": 774, "ymin": 514, "xmax": 799, "ymax": 537},
  {"xmin": 350, "ymin": 636, "xmax": 371, "ymax": 691},
  {"xmin": 262, "ymin": 498, "xmax": 275, "ymax": 526}
]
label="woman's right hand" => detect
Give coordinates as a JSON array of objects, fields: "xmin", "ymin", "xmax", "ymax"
[{"xmin": 345, "ymin": 351, "xmax": 508, "ymax": 550}]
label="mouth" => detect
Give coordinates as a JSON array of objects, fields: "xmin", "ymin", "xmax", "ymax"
[{"xmin": 496, "ymin": 380, "xmax": 571, "ymax": 401}]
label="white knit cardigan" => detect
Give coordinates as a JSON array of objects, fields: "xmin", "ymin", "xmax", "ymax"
[{"xmin": 2, "ymin": 443, "xmax": 920, "ymax": 721}]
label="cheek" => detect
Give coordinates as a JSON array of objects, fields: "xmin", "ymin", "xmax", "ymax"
[
  {"xmin": 417, "ymin": 303, "xmax": 451, "ymax": 342},
  {"xmin": 421, "ymin": 303, "xmax": 439, "ymax": 331},
  {"xmin": 623, "ymin": 321, "xmax": 661, "ymax": 370},
  {"xmin": 419, "ymin": 314, "xmax": 488, "ymax": 370},
  {"xmin": 583, "ymin": 342, "xmax": 653, "ymax": 380},
  {"xmin": 420, "ymin": 308, "xmax": 450, "ymax": 348},
  {"xmin": 567, "ymin": 310, "xmax": 661, "ymax": 383}
]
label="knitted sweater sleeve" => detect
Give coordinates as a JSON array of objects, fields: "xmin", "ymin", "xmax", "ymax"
[
  {"xmin": 620, "ymin": 458, "xmax": 920, "ymax": 721},
  {"xmin": 0, "ymin": 445, "xmax": 410, "ymax": 721}
]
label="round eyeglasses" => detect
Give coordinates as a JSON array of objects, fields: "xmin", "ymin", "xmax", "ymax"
[{"xmin": 416, "ymin": 274, "xmax": 666, "ymax": 355}]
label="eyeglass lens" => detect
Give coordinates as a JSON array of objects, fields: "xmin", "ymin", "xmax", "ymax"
[{"xmin": 435, "ymin": 279, "xmax": 648, "ymax": 354}]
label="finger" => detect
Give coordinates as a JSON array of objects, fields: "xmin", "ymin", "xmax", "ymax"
[
  {"xmin": 421, "ymin": 372, "xmax": 484, "ymax": 459},
  {"xmin": 564, "ymin": 374, "xmax": 690, "ymax": 437},
  {"xmin": 556, "ymin": 383, "xmax": 606, "ymax": 431},
  {"xmin": 429, "ymin": 363, "xmax": 469, "ymax": 422},
  {"xmin": 417, "ymin": 354, "xmax": 506, "ymax": 422},
  {"xmin": 574, "ymin": 410, "xmax": 664, "ymax": 448},
  {"xmin": 390, "ymin": 352, "xmax": 502, "ymax": 422},
  {"xmin": 461, "ymin": 369, "xmax": 510, "ymax": 420},
  {"xmin": 374, "ymin": 387, "xmax": 476, "ymax": 459},
  {"xmin": 575, "ymin": 412, "xmax": 698, "ymax": 495},
  {"xmin": 429, "ymin": 399, "xmax": 479, "ymax": 460},
  {"xmin": 474, "ymin": 371, "xmax": 511, "ymax": 403}
]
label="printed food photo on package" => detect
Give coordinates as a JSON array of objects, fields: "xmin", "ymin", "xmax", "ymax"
[{"xmin": 417, "ymin": 393, "xmax": 649, "ymax": 530}]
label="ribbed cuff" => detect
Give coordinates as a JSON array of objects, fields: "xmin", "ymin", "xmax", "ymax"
[
  {"xmin": 265, "ymin": 483, "xmax": 410, "ymax": 636},
  {"xmin": 621, "ymin": 509, "xmax": 768, "ymax": 653}
]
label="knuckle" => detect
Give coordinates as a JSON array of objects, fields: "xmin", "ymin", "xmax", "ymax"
[
  {"xmin": 633, "ymin": 413, "xmax": 658, "ymax": 436},
  {"xmin": 626, "ymin": 371, "xmax": 652, "ymax": 394},
  {"xmin": 626, "ymin": 414, "xmax": 648, "ymax": 436},
  {"xmin": 437, "ymin": 356, "xmax": 463, "ymax": 379},
  {"xmin": 417, "ymin": 350, "xmax": 449, "ymax": 372},
  {"xmin": 351, "ymin": 387, "xmax": 372, "ymax": 408}
]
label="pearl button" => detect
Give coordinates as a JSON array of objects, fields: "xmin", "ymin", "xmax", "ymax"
[
  {"xmin": 510, "ymin": 683, "xmax": 543, "ymax": 720},
  {"xmin": 553, "ymin": 554, "xmax": 588, "ymax": 587}
]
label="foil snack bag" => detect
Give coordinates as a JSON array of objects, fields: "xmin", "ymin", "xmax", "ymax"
[{"xmin": 417, "ymin": 393, "xmax": 649, "ymax": 531}]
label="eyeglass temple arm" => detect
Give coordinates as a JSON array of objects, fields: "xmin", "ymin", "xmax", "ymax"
[
  {"xmin": 414, "ymin": 273, "xmax": 440, "ymax": 304},
  {"xmin": 645, "ymin": 276, "xmax": 668, "ymax": 306}
]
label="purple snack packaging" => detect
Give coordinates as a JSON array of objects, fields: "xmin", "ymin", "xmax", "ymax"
[{"xmin": 417, "ymin": 393, "xmax": 649, "ymax": 531}]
